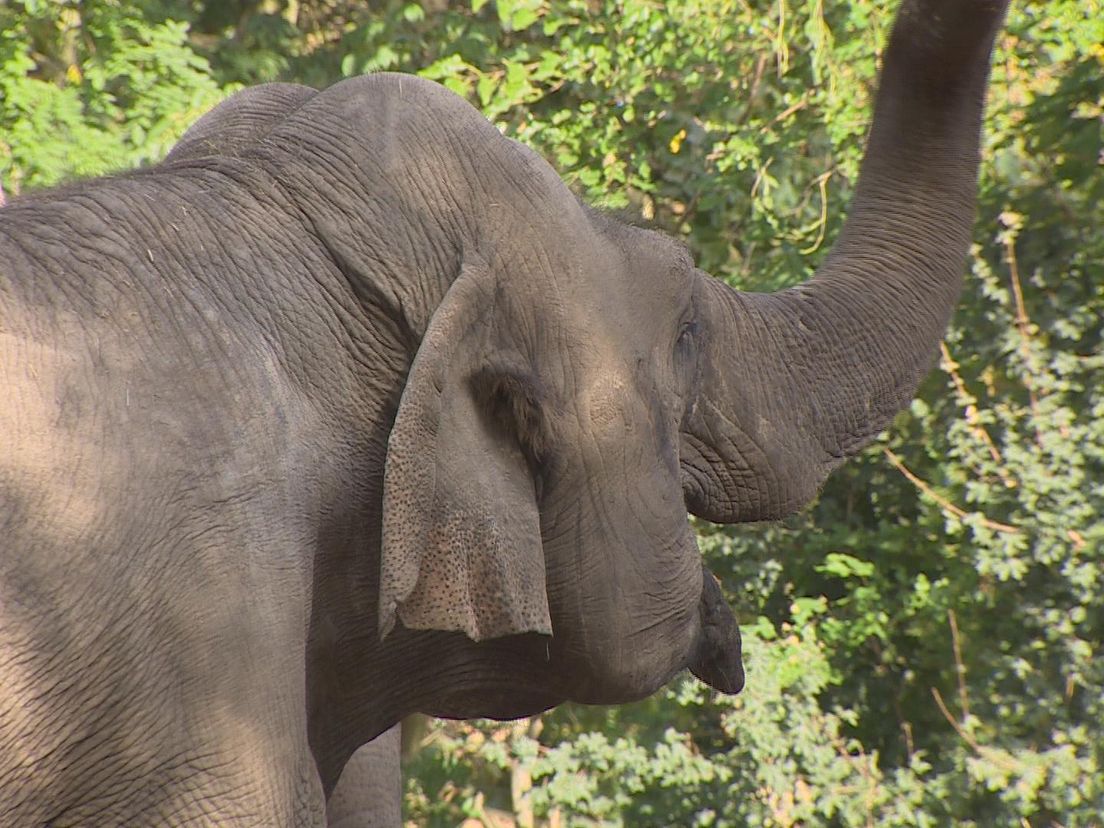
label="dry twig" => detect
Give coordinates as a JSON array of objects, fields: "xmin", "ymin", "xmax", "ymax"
[{"xmin": 882, "ymin": 448, "xmax": 1020, "ymax": 534}]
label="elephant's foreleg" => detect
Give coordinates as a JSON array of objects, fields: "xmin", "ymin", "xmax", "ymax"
[{"xmin": 326, "ymin": 725, "xmax": 403, "ymax": 828}]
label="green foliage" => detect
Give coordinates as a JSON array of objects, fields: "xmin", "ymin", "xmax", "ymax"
[
  {"xmin": 0, "ymin": 0, "xmax": 224, "ymax": 191},
  {"xmin": 3, "ymin": 1, "xmax": 1100, "ymax": 824}
]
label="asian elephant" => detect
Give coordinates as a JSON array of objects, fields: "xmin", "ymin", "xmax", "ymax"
[
  {"xmin": 326, "ymin": 728, "xmax": 402, "ymax": 828},
  {"xmin": 0, "ymin": 0, "xmax": 1008, "ymax": 824}
]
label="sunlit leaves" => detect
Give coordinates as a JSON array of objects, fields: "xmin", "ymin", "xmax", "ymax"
[{"xmin": 0, "ymin": 1, "xmax": 223, "ymax": 189}]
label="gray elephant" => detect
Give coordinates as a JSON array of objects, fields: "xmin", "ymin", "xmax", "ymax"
[
  {"xmin": 326, "ymin": 728, "xmax": 402, "ymax": 828},
  {"xmin": 0, "ymin": 0, "xmax": 1008, "ymax": 824}
]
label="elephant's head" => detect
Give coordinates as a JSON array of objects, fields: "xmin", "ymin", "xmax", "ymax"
[
  {"xmin": 362, "ymin": 0, "xmax": 1008, "ymax": 708},
  {"xmin": 379, "ymin": 213, "xmax": 746, "ymax": 701},
  {"xmin": 364, "ymin": 1, "xmax": 1011, "ymax": 715},
  {"xmin": 173, "ymin": 0, "xmax": 1007, "ymax": 717}
]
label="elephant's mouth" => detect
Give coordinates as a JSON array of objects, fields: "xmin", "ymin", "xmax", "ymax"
[{"xmin": 687, "ymin": 567, "xmax": 744, "ymax": 694}]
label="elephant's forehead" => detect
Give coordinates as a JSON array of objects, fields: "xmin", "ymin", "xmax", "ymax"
[
  {"xmin": 279, "ymin": 72, "xmax": 583, "ymax": 234},
  {"xmin": 577, "ymin": 226, "xmax": 696, "ymax": 332},
  {"xmin": 306, "ymin": 73, "xmax": 505, "ymax": 154}
]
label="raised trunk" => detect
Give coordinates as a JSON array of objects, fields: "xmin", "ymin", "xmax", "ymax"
[{"xmin": 682, "ymin": 0, "xmax": 1009, "ymax": 523}]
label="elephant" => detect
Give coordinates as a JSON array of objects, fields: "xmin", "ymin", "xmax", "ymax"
[
  {"xmin": 325, "ymin": 728, "xmax": 402, "ymax": 828},
  {"xmin": 0, "ymin": 0, "xmax": 1008, "ymax": 824}
]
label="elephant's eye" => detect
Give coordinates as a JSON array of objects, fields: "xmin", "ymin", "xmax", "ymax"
[{"xmin": 676, "ymin": 319, "xmax": 698, "ymax": 353}]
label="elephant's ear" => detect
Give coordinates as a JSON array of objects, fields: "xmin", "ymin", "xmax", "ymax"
[{"xmin": 379, "ymin": 257, "xmax": 552, "ymax": 643}]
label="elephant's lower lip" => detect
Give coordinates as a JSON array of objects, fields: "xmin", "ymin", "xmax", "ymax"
[{"xmin": 688, "ymin": 567, "xmax": 745, "ymax": 694}]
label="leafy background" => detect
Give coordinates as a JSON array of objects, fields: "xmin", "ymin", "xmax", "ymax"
[{"xmin": 2, "ymin": 0, "xmax": 1101, "ymax": 824}]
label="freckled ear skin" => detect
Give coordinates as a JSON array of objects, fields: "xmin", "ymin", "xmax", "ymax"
[{"xmin": 379, "ymin": 258, "xmax": 552, "ymax": 643}]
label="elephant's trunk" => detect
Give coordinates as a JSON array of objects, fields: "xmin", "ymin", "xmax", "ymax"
[
  {"xmin": 681, "ymin": 0, "xmax": 1009, "ymax": 523},
  {"xmin": 688, "ymin": 565, "xmax": 744, "ymax": 693}
]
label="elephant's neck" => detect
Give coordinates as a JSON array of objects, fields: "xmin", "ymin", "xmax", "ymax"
[{"xmin": 307, "ymin": 623, "xmax": 562, "ymax": 793}]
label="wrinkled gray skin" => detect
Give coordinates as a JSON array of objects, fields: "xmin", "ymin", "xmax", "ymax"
[
  {"xmin": 0, "ymin": 1, "xmax": 1007, "ymax": 824},
  {"xmin": 326, "ymin": 729, "xmax": 401, "ymax": 828}
]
